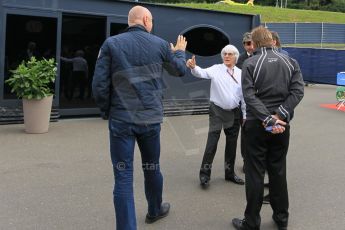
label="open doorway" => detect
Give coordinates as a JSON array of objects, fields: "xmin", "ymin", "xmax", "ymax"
[{"xmin": 59, "ymin": 14, "xmax": 106, "ymax": 109}]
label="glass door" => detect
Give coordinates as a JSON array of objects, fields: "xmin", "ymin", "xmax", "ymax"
[{"xmin": 59, "ymin": 13, "xmax": 107, "ymax": 111}]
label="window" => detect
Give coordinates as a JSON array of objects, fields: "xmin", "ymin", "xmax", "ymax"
[{"xmin": 4, "ymin": 14, "xmax": 57, "ymax": 99}]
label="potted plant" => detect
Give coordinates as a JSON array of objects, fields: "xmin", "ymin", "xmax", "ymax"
[{"xmin": 5, "ymin": 57, "xmax": 57, "ymax": 133}]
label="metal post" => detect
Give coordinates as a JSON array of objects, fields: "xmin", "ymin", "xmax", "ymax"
[
  {"xmin": 294, "ymin": 22, "xmax": 297, "ymax": 45},
  {"xmin": 321, "ymin": 22, "xmax": 324, "ymax": 48}
]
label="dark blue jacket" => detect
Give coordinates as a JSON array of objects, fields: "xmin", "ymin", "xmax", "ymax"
[{"xmin": 92, "ymin": 25, "xmax": 186, "ymax": 124}]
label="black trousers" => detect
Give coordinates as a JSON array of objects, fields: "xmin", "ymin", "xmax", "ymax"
[
  {"xmin": 200, "ymin": 103, "xmax": 240, "ymax": 178},
  {"xmin": 243, "ymin": 120, "xmax": 290, "ymax": 229}
]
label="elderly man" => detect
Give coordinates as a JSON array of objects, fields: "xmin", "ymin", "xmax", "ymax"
[
  {"xmin": 232, "ymin": 26, "xmax": 304, "ymax": 230},
  {"xmin": 92, "ymin": 5, "xmax": 187, "ymax": 230},
  {"xmin": 186, "ymin": 45, "xmax": 246, "ymax": 188}
]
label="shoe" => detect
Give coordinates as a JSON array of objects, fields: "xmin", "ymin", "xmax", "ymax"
[
  {"xmin": 272, "ymin": 215, "xmax": 288, "ymax": 230},
  {"xmin": 199, "ymin": 174, "xmax": 210, "ymax": 188},
  {"xmin": 263, "ymin": 194, "xmax": 270, "ymax": 204},
  {"xmin": 225, "ymin": 174, "xmax": 245, "ymax": 185},
  {"xmin": 145, "ymin": 202, "xmax": 170, "ymax": 224},
  {"xmin": 232, "ymin": 218, "xmax": 247, "ymax": 230}
]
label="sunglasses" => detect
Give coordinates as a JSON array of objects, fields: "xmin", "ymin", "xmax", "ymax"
[{"xmin": 243, "ymin": 41, "xmax": 252, "ymax": 46}]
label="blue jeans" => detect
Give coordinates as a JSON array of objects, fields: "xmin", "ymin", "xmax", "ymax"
[{"xmin": 109, "ymin": 119, "xmax": 163, "ymax": 230}]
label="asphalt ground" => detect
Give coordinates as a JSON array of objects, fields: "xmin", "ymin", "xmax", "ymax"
[{"xmin": 1, "ymin": 84, "xmax": 345, "ymax": 230}]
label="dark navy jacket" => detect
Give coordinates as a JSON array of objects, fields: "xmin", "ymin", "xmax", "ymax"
[{"xmin": 92, "ymin": 25, "xmax": 186, "ymax": 124}]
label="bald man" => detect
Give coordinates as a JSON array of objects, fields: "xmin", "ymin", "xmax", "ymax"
[{"xmin": 93, "ymin": 5, "xmax": 187, "ymax": 230}]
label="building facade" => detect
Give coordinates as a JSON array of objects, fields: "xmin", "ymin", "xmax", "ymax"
[{"xmin": 0, "ymin": 0, "xmax": 260, "ymax": 120}]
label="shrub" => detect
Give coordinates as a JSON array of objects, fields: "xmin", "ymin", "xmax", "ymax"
[{"xmin": 5, "ymin": 57, "xmax": 57, "ymax": 100}]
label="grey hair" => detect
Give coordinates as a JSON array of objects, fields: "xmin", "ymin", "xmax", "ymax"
[{"xmin": 221, "ymin": 45, "xmax": 239, "ymax": 63}]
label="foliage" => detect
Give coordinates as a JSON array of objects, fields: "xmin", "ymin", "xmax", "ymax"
[
  {"xmin": 318, "ymin": 1, "xmax": 345, "ymax": 12},
  {"xmin": 144, "ymin": 0, "xmax": 218, "ymax": 2},
  {"xmin": 171, "ymin": 3, "xmax": 345, "ymax": 23},
  {"xmin": 284, "ymin": 43, "xmax": 345, "ymax": 49},
  {"xmin": 145, "ymin": 0, "xmax": 345, "ymax": 13},
  {"xmin": 5, "ymin": 57, "xmax": 57, "ymax": 100}
]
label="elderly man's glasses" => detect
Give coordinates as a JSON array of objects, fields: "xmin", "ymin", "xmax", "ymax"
[
  {"xmin": 224, "ymin": 53, "xmax": 234, "ymax": 56},
  {"xmin": 243, "ymin": 41, "xmax": 252, "ymax": 46}
]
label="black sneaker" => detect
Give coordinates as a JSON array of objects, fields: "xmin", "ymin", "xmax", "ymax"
[
  {"xmin": 232, "ymin": 218, "xmax": 248, "ymax": 230},
  {"xmin": 199, "ymin": 174, "xmax": 210, "ymax": 188}
]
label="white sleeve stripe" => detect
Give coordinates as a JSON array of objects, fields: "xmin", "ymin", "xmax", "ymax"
[
  {"xmin": 280, "ymin": 105, "xmax": 289, "ymax": 116},
  {"xmin": 279, "ymin": 107, "xmax": 287, "ymax": 118},
  {"xmin": 264, "ymin": 116, "xmax": 270, "ymax": 123},
  {"xmin": 266, "ymin": 117, "xmax": 273, "ymax": 125}
]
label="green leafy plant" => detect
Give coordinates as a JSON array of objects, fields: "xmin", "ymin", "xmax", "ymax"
[
  {"xmin": 336, "ymin": 86, "xmax": 345, "ymax": 100},
  {"xmin": 5, "ymin": 57, "xmax": 57, "ymax": 100}
]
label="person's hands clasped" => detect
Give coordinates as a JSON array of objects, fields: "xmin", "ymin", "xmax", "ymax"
[
  {"xmin": 170, "ymin": 35, "xmax": 187, "ymax": 52},
  {"xmin": 271, "ymin": 120, "xmax": 286, "ymax": 134},
  {"xmin": 186, "ymin": 55, "xmax": 196, "ymax": 69},
  {"xmin": 262, "ymin": 114, "xmax": 287, "ymax": 134},
  {"xmin": 270, "ymin": 114, "xmax": 287, "ymax": 134}
]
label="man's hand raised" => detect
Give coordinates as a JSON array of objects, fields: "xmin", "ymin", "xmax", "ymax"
[{"xmin": 170, "ymin": 35, "xmax": 187, "ymax": 52}]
